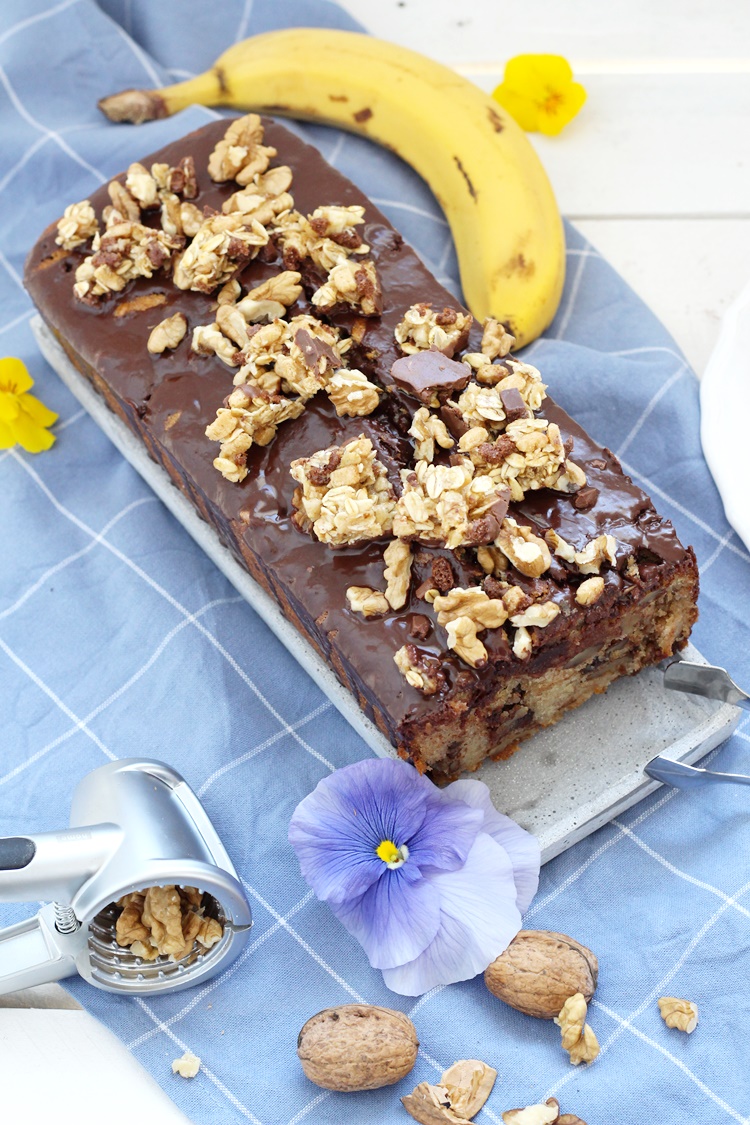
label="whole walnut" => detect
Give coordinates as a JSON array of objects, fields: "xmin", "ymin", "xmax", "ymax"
[
  {"xmin": 297, "ymin": 1003, "xmax": 419, "ymax": 1091},
  {"xmin": 485, "ymin": 930, "xmax": 598, "ymax": 1019}
]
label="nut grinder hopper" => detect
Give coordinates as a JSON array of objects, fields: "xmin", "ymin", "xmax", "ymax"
[{"xmin": 0, "ymin": 760, "xmax": 252, "ymax": 995}]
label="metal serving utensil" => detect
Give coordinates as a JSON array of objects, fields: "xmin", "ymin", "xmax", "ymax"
[{"xmin": 646, "ymin": 660, "xmax": 749, "ymax": 789}]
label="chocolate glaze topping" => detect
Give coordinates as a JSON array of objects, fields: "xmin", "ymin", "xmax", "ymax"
[{"xmin": 25, "ymin": 118, "xmax": 692, "ymax": 744}]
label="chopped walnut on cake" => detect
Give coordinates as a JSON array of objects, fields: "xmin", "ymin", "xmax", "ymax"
[
  {"xmin": 55, "ymin": 200, "xmax": 98, "ymax": 250},
  {"xmin": 207, "ymin": 113, "xmax": 278, "ymax": 184}
]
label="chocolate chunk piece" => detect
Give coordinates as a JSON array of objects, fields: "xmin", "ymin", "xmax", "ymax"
[
  {"xmin": 573, "ymin": 486, "xmax": 600, "ymax": 511},
  {"xmin": 390, "ymin": 351, "xmax": 470, "ymax": 404},
  {"xmin": 499, "ymin": 386, "xmax": 529, "ymax": 423},
  {"xmin": 294, "ymin": 327, "xmax": 339, "ymax": 377},
  {"xmin": 465, "ymin": 490, "xmax": 511, "ymax": 545},
  {"xmin": 409, "ymin": 613, "xmax": 432, "ymax": 641},
  {"xmin": 440, "ymin": 401, "xmax": 470, "ymax": 438}
]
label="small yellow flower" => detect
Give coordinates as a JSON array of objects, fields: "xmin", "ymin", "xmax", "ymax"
[
  {"xmin": 492, "ymin": 55, "xmax": 586, "ymax": 136},
  {"xmin": 0, "ymin": 357, "xmax": 58, "ymax": 453}
]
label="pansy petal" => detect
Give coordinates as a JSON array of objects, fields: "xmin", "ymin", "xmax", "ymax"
[
  {"xmin": 12, "ymin": 411, "xmax": 55, "ymax": 453},
  {"xmin": 382, "ymin": 833, "xmax": 522, "ymax": 995},
  {"xmin": 492, "ymin": 85, "xmax": 540, "ymax": 132},
  {"xmin": 0, "ymin": 391, "xmax": 20, "ymax": 423},
  {"xmin": 443, "ymin": 780, "xmax": 540, "ymax": 913},
  {"xmin": 0, "ymin": 419, "xmax": 16, "ymax": 448},
  {"xmin": 0, "ymin": 357, "xmax": 33, "ymax": 394},
  {"xmin": 505, "ymin": 53, "xmax": 573, "ymax": 93},
  {"xmin": 288, "ymin": 758, "xmax": 429, "ymax": 903},
  {"xmin": 20, "ymin": 393, "xmax": 58, "ymax": 428},
  {"xmin": 407, "ymin": 792, "xmax": 483, "ymax": 874},
  {"xmin": 332, "ymin": 863, "xmax": 441, "ymax": 970}
]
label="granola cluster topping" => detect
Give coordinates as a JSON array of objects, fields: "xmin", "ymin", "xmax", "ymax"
[
  {"xmin": 458, "ymin": 417, "xmax": 585, "ymax": 503},
  {"xmin": 290, "ymin": 436, "xmax": 396, "ymax": 547},
  {"xmin": 206, "ymin": 384, "xmax": 305, "ymax": 483},
  {"xmin": 395, "ymin": 303, "xmax": 472, "ymax": 358},
  {"xmin": 55, "ymin": 200, "xmax": 98, "ymax": 250},
  {"xmin": 327, "ymin": 369, "xmax": 381, "ymax": 417},
  {"xmin": 393, "ymin": 458, "xmax": 511, "ymax": 550},
  {"xmin": 311, "ymin": 257, "xmax": 382, "ymax": 316},
  {"xmin": 73, "ymin": 221, "xmax": 184, "ymax": 303},
  {"xmin": 115, "ymin": 884, "xmax": 223, "ymax": 962},
  {"xmin": 275, "ymin": 204, "xmax": 369, "ymax": 273},
  {"xmin": 207, "ymin": 113, "xmax": 277, "ymax": 184},
  {"xmin": 173, "ymin": 212, "xmax": 269, "ymax": 293}
]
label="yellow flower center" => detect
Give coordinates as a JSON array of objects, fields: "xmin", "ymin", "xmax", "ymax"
[
  {"xmin": 542, "ymin": 90, "xmax": 565, "ymax": 116},
  {"xmin": 376, "ymin": 839, "xmax": 409, "ymax": 869}
]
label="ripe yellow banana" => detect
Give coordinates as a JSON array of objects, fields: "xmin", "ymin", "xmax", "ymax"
[{"xmin": 99, "ymin": 29, "xmax": 564, "ymax": 347}]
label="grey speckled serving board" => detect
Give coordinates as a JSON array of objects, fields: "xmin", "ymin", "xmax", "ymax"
[{"xmin": 33, "ymin": 317, "xmax": 740, "ymax": 863}]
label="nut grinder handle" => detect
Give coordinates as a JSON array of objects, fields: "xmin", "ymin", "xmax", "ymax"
[
  {"xmin": 0, "ymin": 825, "xmax": 123, "ymax": 904},
  {"xmin": 0, "ymin": 904, "xmax": 87, "ymax": 994},
  {"xmin": 0, "ymin": 826, "xmax": 123, "ymax": 996}
]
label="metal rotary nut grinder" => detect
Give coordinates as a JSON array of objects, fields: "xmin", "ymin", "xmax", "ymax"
[{"xmin": 0, "ymin": 759, "xmax": 252, "ymax": 995}]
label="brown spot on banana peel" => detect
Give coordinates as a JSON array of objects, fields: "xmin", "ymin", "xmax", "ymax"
[
  {"xmin": 487, "ymin": 106, "xmax": 505, "ymax": 132},
  {"xmin": 215, "ymin": 66, "xmax": 229, "ymax": 97},
  {"xmin": 453, "ymin": 156, "xmax": 477, "ymax": 199},
  {"xmin": 353, "ymin": 107, "xmax": 373, "ymax": 123},
  {"xmin": 498, "ymin": 253, "xmax": 536, "ymax": 280},
  {"xmin": 329, "ymin": 94, "xmax": 349, "ymax": 102}
]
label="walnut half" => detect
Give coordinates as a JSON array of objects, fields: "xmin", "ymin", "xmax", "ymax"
[{"xmin": 658, "ymin": 996, "xmax": 698, "ymax": 1033}]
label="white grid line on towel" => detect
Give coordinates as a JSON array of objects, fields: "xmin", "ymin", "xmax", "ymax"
[
  {"xmin": 698, "ymin": 526, "xmax": 736, "ymax": 575},
  {"xmin": 134, "ymin": 997, "xmax": 264, "ymax": 1125},
  {"xmin": 0, "ymin": 244, "xmax": 24, "ymax": 290},
  {"xmin": 593, "ymin": 1001, "xmax": 749, "ymax": 1125},
  {"xmin": 0, "ymin": 495, "xmax": 158, "ymax": 622},
  {"xmin": 620, "ymin": 455, "xmax": 750, "ymax": 565},
  {"xmin": 0, "ymin": 635, "xmax": 117, "ymax": 762},
  {"xmin": 109, "ymin": 18, "xmax": 162, "ymax": 87},
  {"xmin": 0, "ymin": 61, "xmax": 106, "ymax": 185},
  {"xmin": 0, "ymin": 307, "xmax": 32, "ymax": 337},
  {"xmin": 54, "ymin": 407, "xmax": 87, "ymax": 432},
  {"xmin": 616, "ymin": 361, "xmax": 690, "ymax": 458},
  {"xmin": 552, "ymin": 249, "xmax": 588, "ymax": 340},
  {"xmin": 546, "ymin": 876, "xmax": 750, "ymax": 1112},
  {"xmin": 0, "ymin": 133, "xmax": 50, "ymax": 196},
  {"xmin": 9, "ymin": 449, "xmax": 336, "ymax": 772},
  {"xmin": 235, "ymin": 0, "xmax": 254, "ymax": 43},
  {"xmin": 197, "ymin": 701, "xmax": 332, "ymax": 797},
  {"xmin": 0, "ymin": 0, "xmax": 81, "ymax": 50},
  {"xmin": 0, "ymin": 595, "xmax": 241, "ymax": 787},
  {"xmin": 128, "ymin": 890, "xmax": 316, "ymax": 1051},
  {"xmin": 614, "ymin": 820, "xmax": 750, "ymax": 921}
]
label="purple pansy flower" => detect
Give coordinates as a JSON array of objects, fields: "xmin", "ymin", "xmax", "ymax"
[{"xmin": 288, "ymin": 758, "xmax": 540, "ymax": 996}]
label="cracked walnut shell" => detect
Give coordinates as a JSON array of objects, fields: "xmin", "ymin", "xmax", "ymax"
[
  {"xmin": 297, "ymin": 1004, "xmax": 418, "ymax": 1091},
  {"xmin": 484, "ymin": 930, "xmax": 598, "ymax": 1019}
]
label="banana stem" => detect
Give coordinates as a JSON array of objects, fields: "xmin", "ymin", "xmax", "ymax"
[{"xmin": 98, "ymin": 69, "xmax": 225, "ymax": 123}]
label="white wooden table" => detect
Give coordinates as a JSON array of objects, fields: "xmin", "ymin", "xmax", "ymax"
[{"xmin": 4, "ymin": 2, "xmax": 749, "ymax": 1121}]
